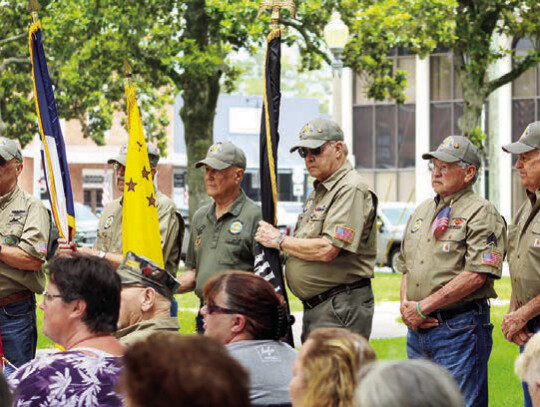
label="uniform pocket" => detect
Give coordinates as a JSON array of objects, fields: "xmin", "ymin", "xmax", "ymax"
[{"xmin": 218, "ymin": 238, "xmax": 242, "ymax": 266}]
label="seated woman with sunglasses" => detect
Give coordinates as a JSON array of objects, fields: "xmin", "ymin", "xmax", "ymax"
[
  {"xmin": 202, "ymin": 271, "xmax": 297, "ymax": 407},
  {"xmin": 10, "ymin": 255, "xmax": 124, "ymax": 406}
]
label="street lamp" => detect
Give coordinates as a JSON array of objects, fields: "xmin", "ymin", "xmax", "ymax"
[{"xmin": 324, "ymin": 11, "xmax": 349, "ymax": 126}]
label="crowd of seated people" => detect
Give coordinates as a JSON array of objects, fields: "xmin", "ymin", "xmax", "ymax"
[{"xmin": 0, "ymin": 252, "xmax": 488, "ymax": 407}]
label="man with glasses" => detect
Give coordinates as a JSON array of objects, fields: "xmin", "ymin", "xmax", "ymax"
[
  {"xmin": 59, "ymin": 143, "xmax": 183, "ymax": 277},
  {"xmin": 0, "ymin": 138, "xmax": 51, "ymax": 370},
  {"xmin": 177, "ymin": 142, "xmax": 261, "ymax": 333},
  {"xmin": 399, "ymin": 135, "xmax": 506, "ymax": 407},
  {"xmin": 256, "ymin": 118, "xmax": 378, "ymax": 341},
  {"xmin": 115, "ymin": 251, "xmax": 179, "ymax": 345},
  {"xmin": 502, "ymin": 121, "xmax": 540, "ymax": 407}
]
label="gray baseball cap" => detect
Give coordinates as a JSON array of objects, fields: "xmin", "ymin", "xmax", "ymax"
[
  {"xmin": 117, "ymin": 251, "xmax": 178, "ymax": 300},
  {"xmin": 195, "ymin": 142, "xmax": 246, "ymax": 170},
  {"xmin": 0, "ymin": 138, "xmax": 22, "ymax": 162},
  {"xmin": 502, "ymin": 121, "xmax": 540, "ymax": 154},
  {"xmin": 290, "ymin": 118, "xmax": 344, "ymax": 153},
  {"xmin": 422, "ymin": 135, "xmax": 481, "ymax": 167},
  {"xmin": 108, "ymin": 143, "xmax": 160, "ymax": 167}
]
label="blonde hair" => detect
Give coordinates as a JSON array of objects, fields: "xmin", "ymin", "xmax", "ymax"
[
  {"xmin": 301, "ymin": 328, "xmax": 376, "ymax": 407},
  {"xmin": 516, "ymin": 332, "xmax": 540, "ymax": 385}
]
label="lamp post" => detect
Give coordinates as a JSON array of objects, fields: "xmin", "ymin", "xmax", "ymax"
[{"xmin": 324, "ymin": 11, "xmax": 349, "ymax": 127}]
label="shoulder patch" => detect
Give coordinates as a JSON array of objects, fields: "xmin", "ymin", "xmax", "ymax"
[{"xmin": 335, "ymin": 226, "xmax": 355, "ymax": 244}]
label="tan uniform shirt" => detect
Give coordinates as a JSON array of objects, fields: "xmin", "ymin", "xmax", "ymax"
[
  {"xmin": 94, "ymin": 191, "xmax": 182, "ymax": 275},
  {"xmin": 508, "ymin": 189, "xmax": 540, "ymax": 308},
  {"xmin": 399, "ymin": 186, "xmax": 506, "ymax": 302},
  {"xmin": 186, "ymin": 190, "xmax": 261, "ymax": 299},
  {"xmin": 286, "ymin": 161, "xmax": 378, "ymax": 301},
  {"xmin": 115, "ymin": 316, "xmax": 179, "ymax": 346},
  {"xmin": 0, "ymin": 185, "xmax": 50, "ymax": 298}
]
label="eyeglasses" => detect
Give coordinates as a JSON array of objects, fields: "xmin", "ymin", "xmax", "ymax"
[
  {"xmin": 202, "ymin": 303, "xmax": 241, "ymax": 315},
  {"xmin": 42, "ymin": 291, "xmax": 63, "ymax": 304},
  {"xmin": 298, "ymin": 142, "xmax": 333, "ymax": 159},
  {"xmin": 428, "ymin": 162, "xmax": 452, "ymax": 174},
  {"xmin": 113, "ymin": 163, "xmax": 125, "ymax": 173}
]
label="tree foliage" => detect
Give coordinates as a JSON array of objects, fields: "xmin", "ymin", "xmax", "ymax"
[{"xmin": 342, "ymin": 0, "xmax": 540, "ymax": 138}]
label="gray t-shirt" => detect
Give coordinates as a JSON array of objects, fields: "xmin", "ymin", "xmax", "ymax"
[{"xmin": 227, "ymin": 340, "xmax": 297, "ymax": 405}]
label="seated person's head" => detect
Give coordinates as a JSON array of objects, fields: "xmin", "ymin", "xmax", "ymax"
[
  {"xmin": 290, "ymin": 327, "xmax": 376, "ymax": 407},
  {"xmin": 202, "ymin": 270, "xmax": 289, "ymax": 344},
  {"xmin": 356, "ymin": 360, "xmax": 464, "ymax": 407},
  {"xmin": 122, "ymin": 332, "xmax": 250, "ymax": 407},
  {"xmin": 43, "ymin": 255, "xmax": 121, "ymax": 344},
  {"xmin": 116, "ymin": 251, "xmax": 178, "ymax": 329},
  {"xmin": 516, "ymin": 332, "xmax": 540, "ymax": 407}
]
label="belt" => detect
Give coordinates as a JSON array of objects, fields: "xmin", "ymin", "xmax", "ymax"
[
  {"xmin": 428, "ymin": 299, "xmax": 488, "ymax": 322},
  {"xmin": 303, "ymin": 279, "xmax": 371, "ymax": 310},
  {"xmin": 0, "ymin": 290, "xmax": 33, "ymax": 307}
]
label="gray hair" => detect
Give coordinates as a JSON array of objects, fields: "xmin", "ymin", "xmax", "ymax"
[
  {"xmin": 355, "ymin": 360, "xmax": 465, "ymax": 407},
  {"xmin": 457, "ymin": 160, "xmax": 479, "ymax": 184},
  {"xmin": 516, "ymin": 332, "xmax": 540, "ymax": 385}
]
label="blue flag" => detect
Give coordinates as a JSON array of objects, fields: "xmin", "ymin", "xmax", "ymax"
[{"xmin": 29, "ymin": 22, "xmax": 75, "ymax": 239}]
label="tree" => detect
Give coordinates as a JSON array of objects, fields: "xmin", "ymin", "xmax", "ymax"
[
  {"xmin": 341, "ymin": 0, "xmax": 540, "ymax": 143},
  {"xmin": 1, "ymin": 0, "xmax": 343, "ymax": 216}
]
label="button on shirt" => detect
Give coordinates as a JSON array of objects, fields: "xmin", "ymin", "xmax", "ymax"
[
  {"xmin": 286, "ymin": 161, "xmax": 378, "ymax": 301},
  {"xmin": 398, "ymin": 186, "xmax": 506, "ymax": 302},
  {"xmin": 508, "ymin": 189, "xmax": 540, "ymax": 308},
  {"xmin": 186, "ymin": 190, "xmax": 262, "ymax": 299}
]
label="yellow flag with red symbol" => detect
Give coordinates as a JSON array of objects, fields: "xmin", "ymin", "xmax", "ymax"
[{"xmin": 122, "ymin": 84, "xmax": 164, "ymax": 267}]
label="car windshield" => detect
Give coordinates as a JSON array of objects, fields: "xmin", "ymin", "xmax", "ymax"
[
  {"xmin": 381, "ymin": 207, "xmax": 413, "ymax": 226},
  {"xmin": 74, "ymin": 203, "xmax": 98, "ymax": 221},
  {"xmin": 279, "ymin": 202, "xmax": 303, "ymax": 213}
]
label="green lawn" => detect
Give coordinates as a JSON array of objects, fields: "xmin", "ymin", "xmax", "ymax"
[{"xmin": 36, "ymin": 273, "xmax": 521, "ymax": 405}]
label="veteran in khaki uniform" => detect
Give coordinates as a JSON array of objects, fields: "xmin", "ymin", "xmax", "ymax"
[
  {"xmin": 501, "ymin": 121, "xmax": 540, "ymax": 407},
  {"xmin": 177, "ymin": 142, "xmax": 261, "ymax": 332},
  {"xmin": 59, "ymin": 143, "xmax": 183, "ymax": 276},
  {"xmin": 399, "ymin": 136, "xmax": 506, "ymax": 407},
  {"xmin": 0, "ymin": 138, "xmax": 51, "ymax": 369},
  {"xmin": 115, "ymin": 251, "xmax": 179, "ymax": 346},
  {"xmin": 256, "ymin": 118, "xmax": 378, "ymax": 341}
]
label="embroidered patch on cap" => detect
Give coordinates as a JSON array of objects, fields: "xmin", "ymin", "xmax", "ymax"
[
  {"xmin": 39, "ymin": 242, "xmax": 47, "ymax": 254},
  {"xmin": 229, "ymin": 220, "xmax": 243, "ymax": 235},
  {"xmin": 300, "ymin": 123, "xmax": 315, "ymax": 138},
  {"xmin": 335, "ymin": 226, "xmax": 355, "ymax": 244},
  {"xmin": 482, "ymin": 252, "xmax": 501, "ymax": 268},
  {"xmin": 209, "ymin": 143, "xmax": 222, "ymax": 154},
  {"xmin": 441, "ymin": 136, "xmax": 455, "ymax": 148}
]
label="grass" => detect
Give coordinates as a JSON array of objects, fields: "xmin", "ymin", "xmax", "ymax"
[{"xmin": 35, "ymin": 272, "xmax": 521, "ymax": 405}]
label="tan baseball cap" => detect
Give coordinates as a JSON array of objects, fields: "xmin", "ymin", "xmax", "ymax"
[
  {"xmin": 502, "ymin": 121, "xmax": 540, "ymax": 154},
  {"xmin": 116, "ymin": 251, "xmax": 178, "ymax": 300},
  {"xmin": 422, "ymin": 135, "xmax": 481, "ymax": 167},
  {"xmin": 290, "ymin": 118, "xmax": 344, "ymax": 153},
  {"xmin": 0, "ymin": 138, "xmax": 22, "ymax": 162},
  {"xmin": 195, "ymin": 142, "xmax": 246, "ymax": 170},
  {"xmin": 108, "ymin": 143, "xmax": 160, "ymax": 167}
]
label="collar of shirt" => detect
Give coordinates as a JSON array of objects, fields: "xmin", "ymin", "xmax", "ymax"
[
  {"xmin": 207, "ymin": 189, "xmax": 247, "ymax": 222},
  {"xmin": 434, "ymin": 185, "xmax": 473, "ymax": 208},
  {"xmin": 314, "ymin": 161, "xmax": 353, "ymax": 192},
  {"xmin": 0, "ymin": 184, "xmax": 20, "ymax": 210},
  {"xmin": 526, "ymin": 189, "xmax": 540, "ymax": 206}
]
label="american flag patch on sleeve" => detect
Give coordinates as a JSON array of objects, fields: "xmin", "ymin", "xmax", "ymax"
[
  {"xmin": 38, "ymin": 242, "xmax": 47, "ymax": 254},
  {"xmin": 482, "ymin": 251, "xmax": 500, "ymax": 268},
  {"xmin": 335, "ymin": 226, "xmax": 355, "ymax": 244}
]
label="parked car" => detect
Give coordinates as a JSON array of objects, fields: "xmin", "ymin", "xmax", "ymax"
[
  {"xmin": 376, "ymin": 202, "xmax": 415, "ymax": 272},
  {"xmin": 42, "ymin": 201, "xmax": 99, "ymax": 248}
]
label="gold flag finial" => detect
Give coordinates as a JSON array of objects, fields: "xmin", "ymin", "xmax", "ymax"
[
  {"xmin": 27, "ymin": 0, "xmax": 41, "ymax": 24},
  {"xmin": 258, "ymin": 0, "xmax": 296, "ymax": 29}
]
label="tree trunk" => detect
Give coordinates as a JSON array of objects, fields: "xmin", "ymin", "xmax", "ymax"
[{"xmin": 180, "ymin": 0, "xmax": 222, "ymax": 219}]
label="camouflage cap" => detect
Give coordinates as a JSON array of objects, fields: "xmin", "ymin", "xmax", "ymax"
[
  {"xmin": 502, "ymin": 121, "xmax": 540, "ymax": 154},
  {"xmin": 195, "ymin": 141, "xmax": 246, "ymax": 170},
  {"xmin": 117, "ymin": 251, "xmax": 178, "ymax": 300},
  {"xmin": 0, "ymin": 138, "xmax": 22, "ymax": 162},
  {"xmin": 107, "ymin": 143, "xmax": 160, "ymax": 167},
  {"xmin": 422, "ymin": 135, "xmax": 481, "ymax": 167},
  {"xmin": 290, "ymin": 118, "xmax": 344, "ymax": 153}
]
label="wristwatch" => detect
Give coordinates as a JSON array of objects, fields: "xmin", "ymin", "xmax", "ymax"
[
  {"xmin": 97, "ymin": 251, "xmax": 106, "ymax": 259},
  {"xmin": 276, "ymin": 233, "xmax": 286, "ymax": 250}
]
